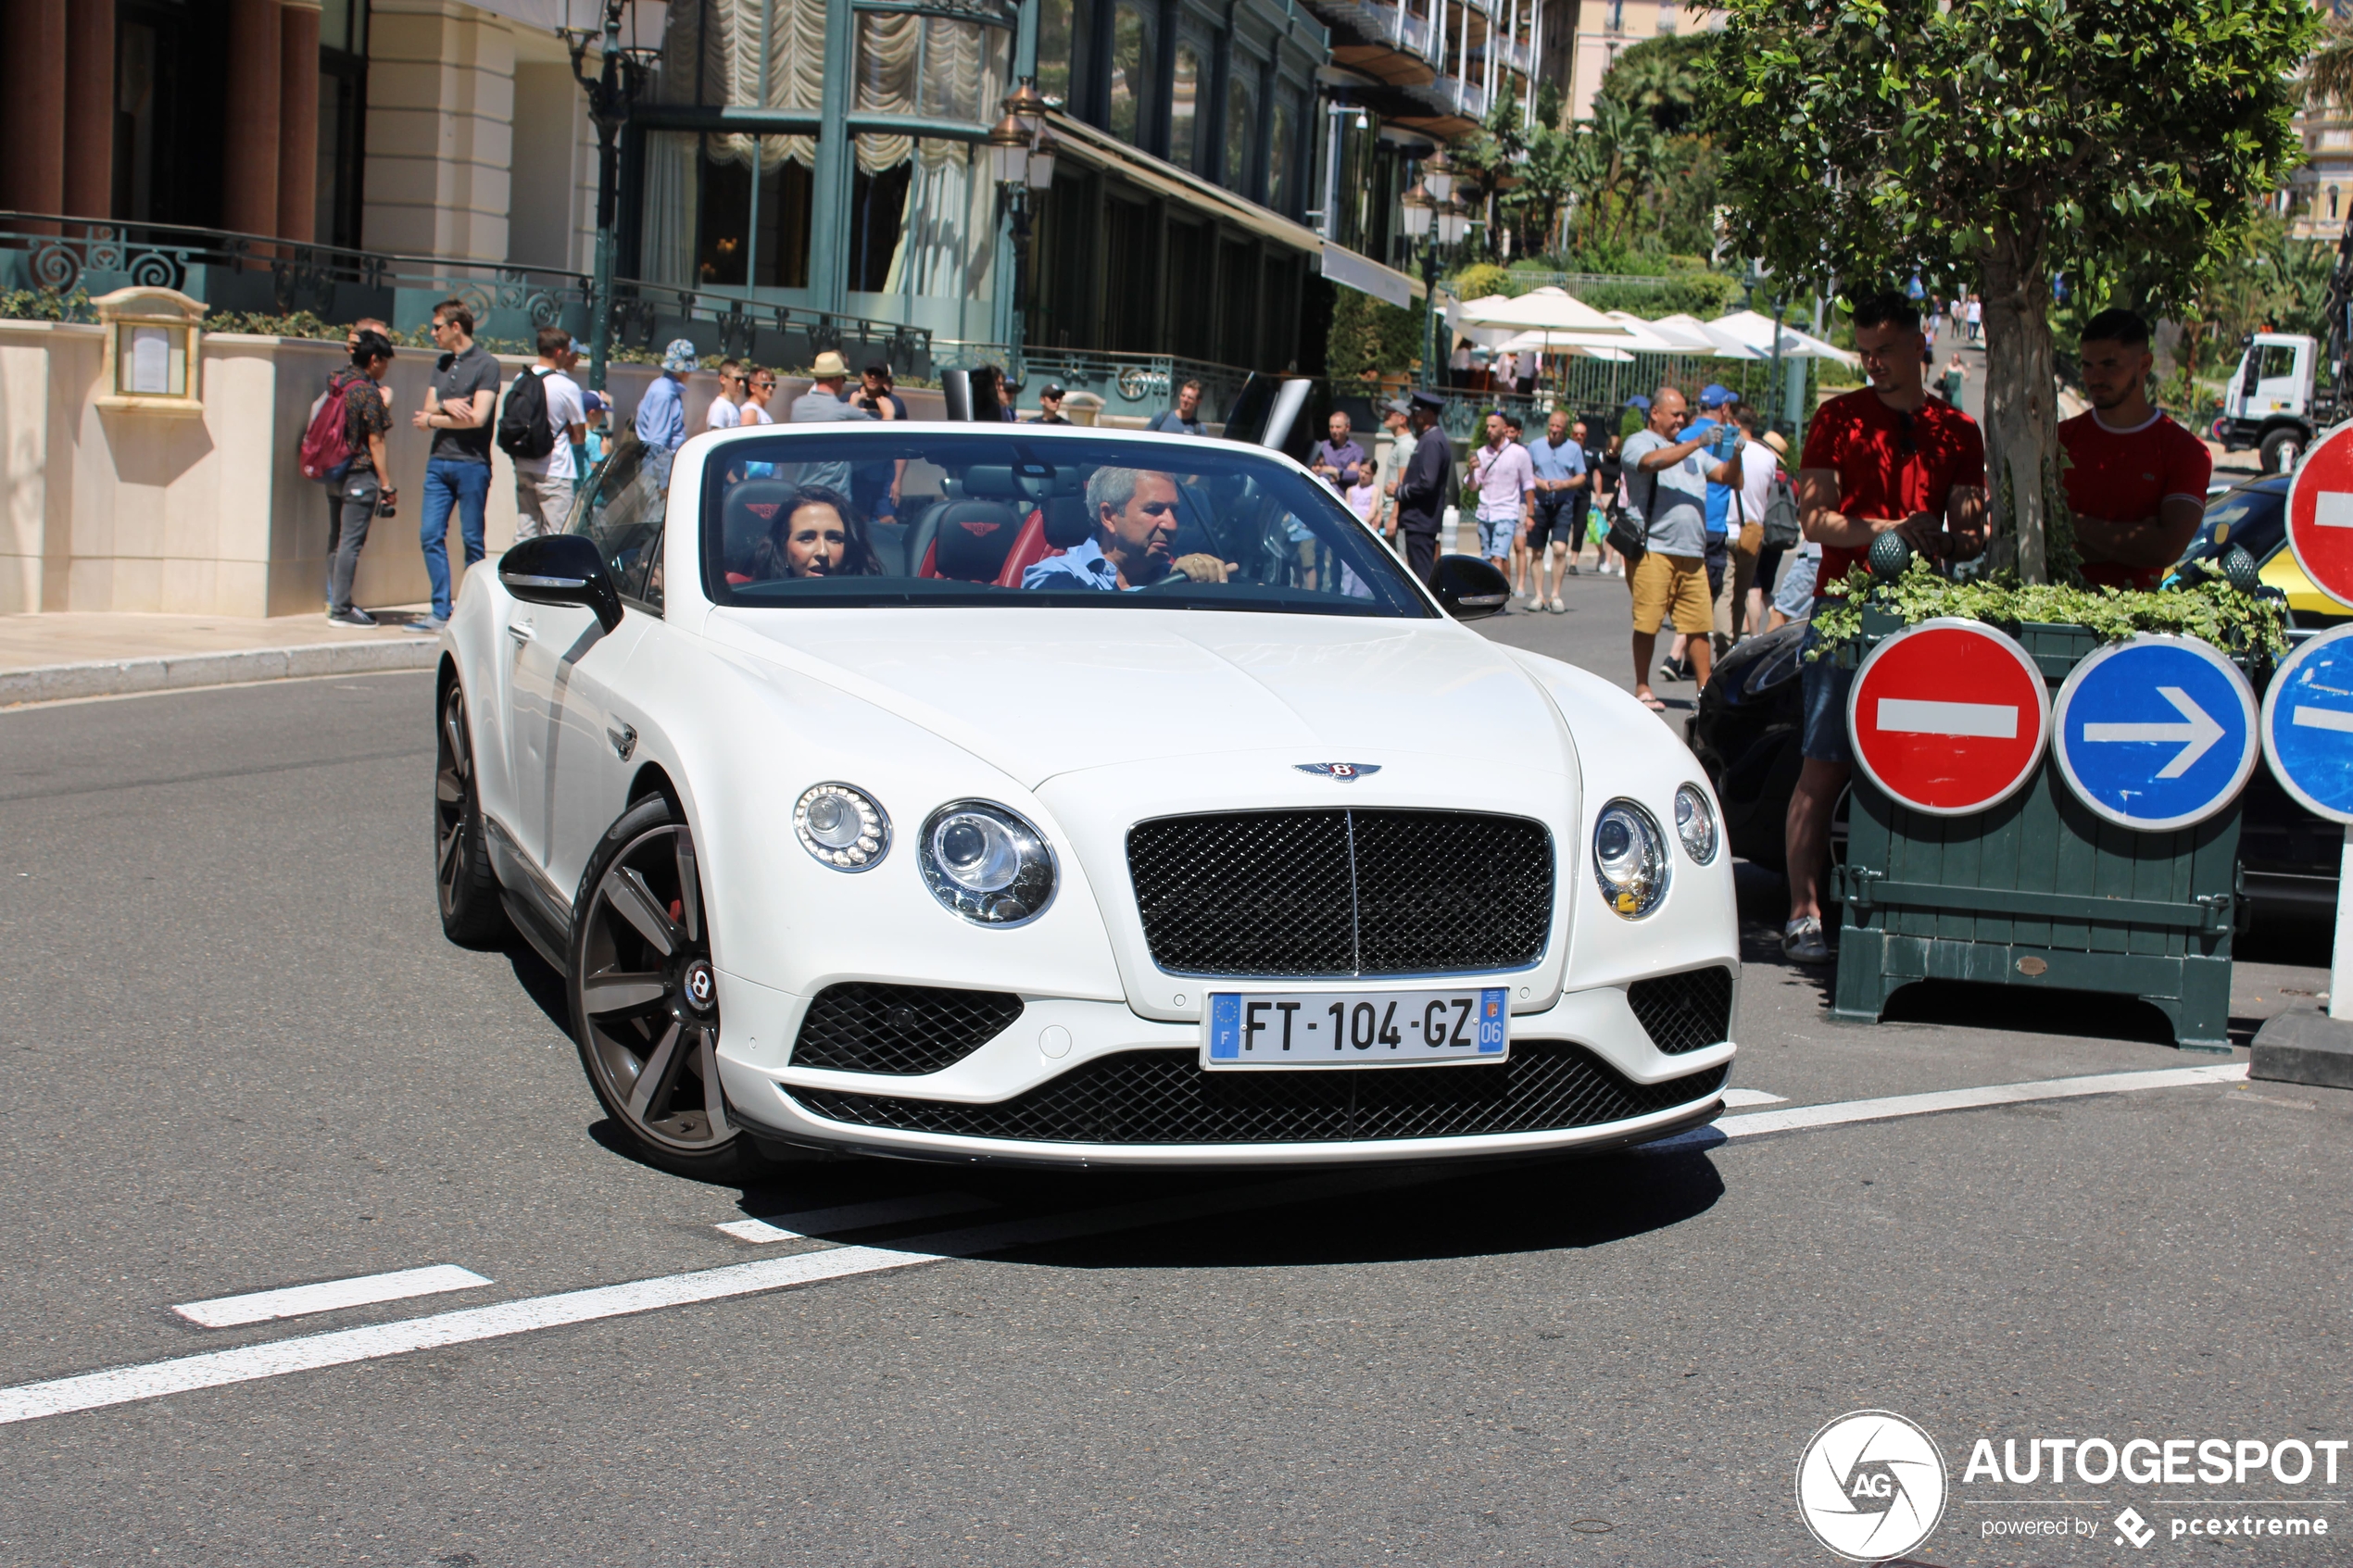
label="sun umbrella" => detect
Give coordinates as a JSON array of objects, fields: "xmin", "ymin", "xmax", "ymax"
[{"xmin": 1708, "ymin": 309, "xmax": 1859, "ymax": 366}]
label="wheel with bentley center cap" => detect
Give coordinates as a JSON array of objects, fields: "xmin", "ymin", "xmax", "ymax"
[{"xmin": 569, "ymin": 794, "xmax": 771, "ymax": 1180}]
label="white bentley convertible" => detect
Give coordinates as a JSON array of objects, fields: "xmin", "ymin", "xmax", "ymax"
[{"xmin": 434, "ymin": 420, "xmax": 1737, "ymax": 1177}]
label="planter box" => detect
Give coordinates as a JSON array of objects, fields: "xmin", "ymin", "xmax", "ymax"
[{"xmin": 1830, "ymin": 613, "xmax": 2242, "ymax": 1051}]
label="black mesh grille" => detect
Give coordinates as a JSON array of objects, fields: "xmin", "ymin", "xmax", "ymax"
[
  {"xmin": 1126, "ymin": 809, "xmax": 1553, "ymax": 976},
  {"xmin": 1626, "ymin": 967, "xmax": 1734, "ymax": 1056},
  {"xmin": 788, "ymin": 1043, "xmax": 1725, "ymax": 1145},
  {"xmin": 789, "ymin": 984, "xmax": 1025, "ymax": 1075}
]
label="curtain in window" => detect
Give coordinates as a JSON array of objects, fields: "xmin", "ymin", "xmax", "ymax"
[
  {"xmin": 661, "ymin": 0, "xmax": 825, "ymax": 169},
  {"xmin": 1170, "ymin": 44, "xmax": 1202, "ymax": 170},
  {"xmin": 867, "ymin": 137, "xmax": 994, "ymax": 301},
  {"xmin": 1225, "ymin": 69, "xmax": 1257, "ymax": 193},
  {"xmin": 1108, "ymin": 3, "xmax": 1154, "ymax": 145},
  {"xmin": 641, "ymin": 131, "xmax": 702, "ymax": 288},
  {"xmin": 854, "ymin": 14, "xmax": 1008, "ymax": 170}
]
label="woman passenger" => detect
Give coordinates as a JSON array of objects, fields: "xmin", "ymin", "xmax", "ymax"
[{"xmin": 751, "ymin": 485, "xmax": 880, "ymax": 580}]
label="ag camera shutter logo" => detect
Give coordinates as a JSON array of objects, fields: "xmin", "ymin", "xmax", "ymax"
[{"xmin": 1795, "ymin": 1410, "xmax": 1949, "ymax": 1562}]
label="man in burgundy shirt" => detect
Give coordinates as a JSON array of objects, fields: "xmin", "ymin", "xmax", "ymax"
[
  {"xmin": 1781, "ymin": 293, "xmax": 1988, "ymax": 963},
  {"xmin": 2059, "ymin": 307, "xmax": 2211, "ymax": 590}
]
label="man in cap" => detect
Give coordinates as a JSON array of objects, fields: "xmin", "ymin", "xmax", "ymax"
[
  {"xmin": 1391, "ymin": 391, "xmax": 1455, "ymax": 586},
  {"xmin": 789, "ymin": 349, "xmax": 877, "ymax": 495},
  {"xmin": 635, "ymin": 338, "xmax": 695, "ymax": 454},
  {"xmin": 1031, "ymin": 383, "xmax": 1073, "ymax": 425}
]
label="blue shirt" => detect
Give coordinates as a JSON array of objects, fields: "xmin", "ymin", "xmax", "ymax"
[
  {"xmin": 1686, "ymin": 416, "xmax": 1731, "ymax": 535},
  {"xmin": 1527, "ymin": 435, "xmax": 1586, "ymax": 486},
  {"xmin": 1311, "ymin": 438, "xmax": 1365, "ymax": 486},
  {"xmin": 635, "ymin": 374, "xmax": 685, "ymax": 450},
  {"xmin": 1149, "ymin": 410, "xmax": 1203, "ymax": 436},
  {"xmin": 1022, "ymin": 536, "xmax": 1124, "ymax": 592}
]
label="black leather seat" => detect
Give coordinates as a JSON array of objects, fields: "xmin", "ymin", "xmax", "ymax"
[
  {"xmin": 928, "ymin": 501, "xmax": 1022, "ymax": 581},
  {"xmin": 719, "ymin": 480, "xmax": 799, "ymax": 580}
]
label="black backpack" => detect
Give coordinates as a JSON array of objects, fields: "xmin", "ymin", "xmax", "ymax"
[
  {"xmin": 496, "ymin": 368, "xmax": 555, "ymax": 459},
  {"xmin": 1761, "ymin": 469, "xmax": 1802, "ymax": 548}
]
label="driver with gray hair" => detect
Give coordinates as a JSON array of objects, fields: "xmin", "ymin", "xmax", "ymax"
[{"xmin": 1023, "ymin": 466, "xmax": 1232, "ymax": 589}]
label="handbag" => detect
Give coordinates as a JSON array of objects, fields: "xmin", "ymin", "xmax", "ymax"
[{"xmin": 1606, "ymin": 509, "xmax": 1647, "ymax": 565}]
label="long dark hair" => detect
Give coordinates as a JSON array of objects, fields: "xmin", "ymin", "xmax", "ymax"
[{"xmin": 749, "ymin": 484, "xmax": 880, "ymax": 578}]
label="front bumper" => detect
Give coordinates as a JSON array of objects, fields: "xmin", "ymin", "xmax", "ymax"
[{"xmin": 715, "ymin": 975, "xmax": 1734, "ymax": 1168}]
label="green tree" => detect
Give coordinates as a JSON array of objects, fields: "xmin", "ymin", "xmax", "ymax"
[
  {"xmin": 1705, "ymin": 0, "xmax": 2311, "ymax": 583},
  {"xmin": 1595, "ymin": 31, "xmax": 1718, "ymax": 137}
]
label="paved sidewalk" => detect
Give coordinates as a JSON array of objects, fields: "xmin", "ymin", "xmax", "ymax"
[{"xmin": 0, "ymin": 608, "xmax": 443, "ymax": 706}]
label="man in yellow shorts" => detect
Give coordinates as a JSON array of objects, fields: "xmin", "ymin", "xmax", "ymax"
[{"xmin": 1619, "ymin": 387, "xmax": 1735, "ymax": 709}]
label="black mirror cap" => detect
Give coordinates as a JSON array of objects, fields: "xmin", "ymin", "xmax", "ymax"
[
  {"xmin": 1433, "ymin": 554, "xmax": 1511, "ymax": 621},
  {"xmin": 499, "ymin": 533, "xmax": 623, "ymax": 633}
]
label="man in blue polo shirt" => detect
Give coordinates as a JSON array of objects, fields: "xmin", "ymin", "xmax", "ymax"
[
  {"xmin": 1524, "ymin": 408, "xmax": 1587, "ymax": 613},
  {"xmin": 1665, "ymin": 383, "xmax": 1736, "ymax": 679}
]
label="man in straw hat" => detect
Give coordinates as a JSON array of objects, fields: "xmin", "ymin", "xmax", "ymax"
[{"xmin": 789, "ymin": 349, "xmax": 877, "ymax": 495}]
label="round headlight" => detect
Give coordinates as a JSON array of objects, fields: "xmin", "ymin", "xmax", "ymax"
[
  {"xmin": 1674, "ymin": 783, "xmax": 1719, "ymax": 865},
  {"xmin": 918, "ymin": 800, "xmax": 1056, "ymax": 926},
  {"xmin": 1592, "ymin": 798, "xmax": 1668, "ymax": 919},
  {"xmin": 794, "ymin": 783, "xmax": 889, "ymax": 871}
]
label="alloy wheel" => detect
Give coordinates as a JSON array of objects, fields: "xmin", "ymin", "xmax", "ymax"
[
  {"xmin": 575, "ymin": 821, "xmax": 730, "ymax": 1153},
  {"xmin": 434, "ymin": 687, "xmax": 475, "ymax": 919}
]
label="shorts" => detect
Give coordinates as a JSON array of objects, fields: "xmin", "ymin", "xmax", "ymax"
[
  {"xmin": 1774, "ymin": 553, "xmax": 1820, "ymax": 619},
  {"xmin": 1630, "ymin": 551, "xmax": 1712, "ymax": 635},
  {"xmin": 1799, "ymin": 624, "xmax": 1855, "ymax": 763},
  {"xmin": 1702, "ymin": 533, "xmax": 1728, "ymax": 600},
  {"xmin": 1478, "ymin": 515, "xmax": 1519, "ymax": 559},
  {"xmin": 1526, "ymin": 492, "xmax": 1570, "ymax": 552}
]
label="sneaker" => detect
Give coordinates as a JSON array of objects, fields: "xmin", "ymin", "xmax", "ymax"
[
  {"xmin": 1565, "ymin": 562, "xmax": 1580, "ymax": 576},
  {"xmin": 1549, "ymin": 596, "xmax": 1567, "ymax": 614},
  {"xmin": 407, "ymin": 616, "xmax": 450, "ymax": 635},
  {"xmin": 326, "ymin": 608, "xmax": 376, "ymax": 628},
  {"xmin": 1783, "ymin": 916, "xmax": 1831, "ymax": 964}
]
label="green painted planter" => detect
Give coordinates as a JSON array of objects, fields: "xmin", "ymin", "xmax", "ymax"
[{"xmin": 1830, "ymin": 611, "xmax": 2242, "ymax": 1051}]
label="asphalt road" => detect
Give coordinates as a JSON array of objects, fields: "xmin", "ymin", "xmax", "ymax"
[{"xmin": 0, "ymin": 663, "xmax": 2347, "ymax": 1567}]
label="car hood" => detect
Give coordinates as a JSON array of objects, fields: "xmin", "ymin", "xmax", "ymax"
[{"xmin": 699, "ymin": 606, "xmax": 1576, "ymax": 790}]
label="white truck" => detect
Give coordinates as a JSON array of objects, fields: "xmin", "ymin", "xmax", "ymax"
[{"xmin": 2215, "ymin": 332, "xmax": 2324, "ymax": 475}]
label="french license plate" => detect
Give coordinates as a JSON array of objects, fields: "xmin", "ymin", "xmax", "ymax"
[{"xmin": 1202, "ymin": 988, "xmax": 1509, "ymax": 1070}]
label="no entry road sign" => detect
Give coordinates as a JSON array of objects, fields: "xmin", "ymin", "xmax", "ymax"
[
  {"xmin": 1848, "ymin": 618, "xmax": 2050, "ymax": 816},
  {"xmin": 2261, "ymin": 623, "xmax": 2353, "ymax": 823},
  {"xmin": 2052, "ymin": 634, "xmax": 2258, "ymax": 833},
  {"xmin": 2284, "ymin": 420, "xmax": 2353, "ymax": 608}
]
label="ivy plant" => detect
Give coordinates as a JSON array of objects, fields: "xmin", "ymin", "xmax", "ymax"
[{"xmin": 1808, "ymin": 558, "xmax": 2290, "ymax": 659}]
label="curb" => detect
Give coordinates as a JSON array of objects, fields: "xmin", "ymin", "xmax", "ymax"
[{"xmin": 0, "ymin": 637, "xmax": 442, "ymax": 708}]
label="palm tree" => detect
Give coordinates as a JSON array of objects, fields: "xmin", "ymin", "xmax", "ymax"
[{"xmin": 2309, "ymin": 16, "xmax": 2353, "ymax": 110}]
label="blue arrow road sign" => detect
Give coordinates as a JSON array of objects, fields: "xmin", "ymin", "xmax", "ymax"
[
  {"xmin": 2261, "ymin": 623, "xmax": 2353, "ymax": 824},
  {"xmin": 2053, "ymin": 634, "xmax": 2259, "ymax": 833}
]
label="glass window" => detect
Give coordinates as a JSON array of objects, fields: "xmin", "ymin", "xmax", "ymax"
[
  {"xmin": 1037, "ymin": 0, "xmax": 1074, "ymax": 106},
  {"xmin": 1170, "ymin": 44, "xmax": 1203, "ymax": 170},
  {"xmin": 1109, "ymin": 3, "xmax": 1156, "ymax": 146},
  {"xmin": 855, "ymin": 13, "xmax": 1007, "ymax": 122},
  {"xmin": 1267, "ymin": 90, "xmax": 1299, "ymax": 214},
  {"xmin": 1225, "ymin": 68, "xmax": 1257, "ymax": 194},
  {"xmin": 698, "ymin": 433, "xmax": 1433, "ymax": 617},
  {"xmin": 697, "ymin": 143, "xmax": 816, "ymax": 289},
  {"xmin": 573, "ymin": 433, "xmax": 671, "ymax": 611}
]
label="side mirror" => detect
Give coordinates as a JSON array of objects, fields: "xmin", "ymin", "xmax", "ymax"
[
  {"xmin": 499, "ymin": 533, "xmax": 623, "ymax": 633},
  {"xmin": 1433, "ymin": 554, "xmax": 1510, "ymax": 620}
]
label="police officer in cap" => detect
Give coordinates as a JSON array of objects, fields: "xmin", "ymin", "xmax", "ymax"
[{"xmin": 1391, "ymin": 390, "xmax": 1454, "ymax": 585}]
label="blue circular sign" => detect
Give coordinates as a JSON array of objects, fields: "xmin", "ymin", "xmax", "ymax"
[
  {"xmin": 2052, "ymin": 634, "xmax": 2258, "ymax": 832},
  {"xmin": 2261, "ymin": 623, "xmax": 2353, "ymax": 824}
]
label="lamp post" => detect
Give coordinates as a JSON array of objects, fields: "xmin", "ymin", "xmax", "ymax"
[
  {"xmin": 563, "ymin": 0, "xmax": 668, "ymax": 393},
  {"xmin": 988, "ymin": 79, "xmax": 1058, "ymax": 382},
  {"xmin": 1400, "ymin": 178, "xmax": 1436, "ymax": 383}
]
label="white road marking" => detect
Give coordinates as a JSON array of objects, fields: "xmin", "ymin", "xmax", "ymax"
[
  {"xmin": 0, "ymin": 1062, "xmax": 2252, "ymax": 1425},
  {"xmin": 2314, "ymin": 492, "xmax": 2353, "ymax": 529},
  {"xmin": 173, "ymin": 1265, "xmax": 492, "ymax": 1328},
  {"xmin": 716, "ymin": 1192, "xmax": 997, "ymax": 1244},
  {"xmin": 1639, "ymin": 1060, "xmax": 2247, "ymax": 1154},
  {"xmin": 2083, "ymin": 686, "xmax": 2224, "ymax": 778},
  {"xmin": 2293, "ymin": 704, "xmax": 2353, "ymax": 734},
  {"xmin": 1877, "ymin": 697, "xmax": 2019, "ymax": 738},
  {"xmin": 1718, "ymin": 1088, "xmax": 1788, "ymax": 1107}
]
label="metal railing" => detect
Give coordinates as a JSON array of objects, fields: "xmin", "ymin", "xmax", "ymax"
[{"xmin": 0, "ymin": 212, "xmax": 932, "ymax": 379}]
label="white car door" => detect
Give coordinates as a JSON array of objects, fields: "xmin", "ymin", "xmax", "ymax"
[{"xmin": 506, "ymin": 443, "xmax": 668, "ymax": 886}]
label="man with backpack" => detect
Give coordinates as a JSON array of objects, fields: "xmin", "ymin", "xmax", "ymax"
[
  {"xmin": 300, "ymin": 318, "xmax": 393, "ymax": 606},
  {"xmin": 324, "ymin": 331, "xmax": 396, "ymax": 626},
  {"xmin": 499, "ymin": 327, "xmax": 588, "ymax": 541}
]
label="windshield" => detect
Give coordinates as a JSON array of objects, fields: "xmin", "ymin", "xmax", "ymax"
[
  {"xmin": 2178, "ymin": 483, "xmax": 2285, "ymax": 569},
  {"xmin": 698, "ymin": 431, "xmax": 1434, "ymax": 618}
]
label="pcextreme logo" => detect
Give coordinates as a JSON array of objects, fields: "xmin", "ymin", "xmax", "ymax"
[{"xmin": 1795, "ymin": 1410, "xmax": 1949, "ymax": 1562}]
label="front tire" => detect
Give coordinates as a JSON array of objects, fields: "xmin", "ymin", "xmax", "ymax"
[
  {"xmin": 2259, "ymin": 427, "xmax": 2304, "ymax": 475},
  {"xmin": 570, "ymin": 795, "xmax": 767, "ymax": 1182},
  {"xmin": 435, "ymin": 680, "xmax": 509, "ymax": 946}
]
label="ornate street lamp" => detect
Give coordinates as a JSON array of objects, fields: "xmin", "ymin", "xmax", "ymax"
[
  {"xmin": 988, "ymin": 79, "xmax": 1061, "ymax": 381},
  {"xmin": 564, "ymin": 0, "xmax": 670, "ymax": 393},
  {"xmin": 1423, "ymin": 146, "xmax": 1457, "ymax": 205}
]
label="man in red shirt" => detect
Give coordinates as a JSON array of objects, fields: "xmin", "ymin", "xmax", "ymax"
[
  {"xmin": 2058, "ymin": 308, "xmax": 2210, "ymax": 590},
  {"xmin": 1781, "ymin": 292, "xmax": 1989, "ymax": 963}
]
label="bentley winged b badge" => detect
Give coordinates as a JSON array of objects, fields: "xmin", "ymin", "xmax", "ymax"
[{"xmin": 1295, "ymin": 763, "xmax": 1382, "ymax": 782}]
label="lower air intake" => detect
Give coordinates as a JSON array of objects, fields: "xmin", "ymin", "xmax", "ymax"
[{"xmin": 788, "ymin": 1043, "xmax": 1726, "ymax": 1144}]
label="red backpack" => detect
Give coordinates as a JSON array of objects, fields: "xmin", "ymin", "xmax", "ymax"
[{"xmin": 299, "ymin": 370, "xmax": 358, "ymax": 481}]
